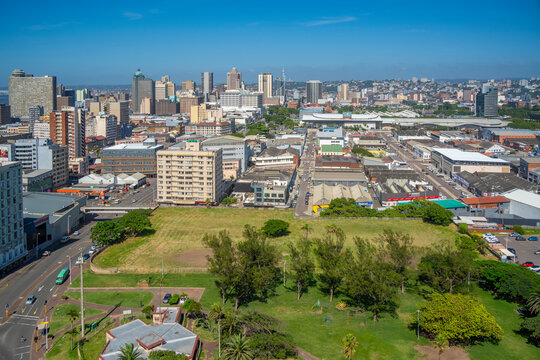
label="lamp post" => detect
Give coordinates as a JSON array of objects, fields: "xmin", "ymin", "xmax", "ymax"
[
  {"xmin": 67, "ymin": 215, "xmax": 71, "ymax": 234},
  {"xmin": 417, "ymin": 310, "xmax": 420, "ymax": 340},
  {"xmin": 67, "ymin": 255, "xmax": 72, "ymax": 285},
  {"xmin": 80, "ymin": 248, "xmax": 85, "ymax": 337}
]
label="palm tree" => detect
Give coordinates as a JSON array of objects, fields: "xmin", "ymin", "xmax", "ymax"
[
  {"xmin": 65, "ymin": 328, "xmax": 78, "ymax": 351},
  {"xmin": 341, "ymin": 333, "xmax": 358, "ymax": 360},
  {"xmin": 118, "ymin": 343, "xmax": 143, "ymax": 360},
  {"xmin": 301, "ymin": 224, "xmax": 312, "ymax": 241},
  {"xmin": 325, "ymin": 224, "xmax": 343, "ymax": 242},
  {"xmin": 66, "ymin": 308, "xmax": 79, "ymax": 332},
  {"xmin": 221, "ymin": 335, "xmax": 254, "ymax": 360},
  {"xmin": 527, "ymin": 290, "xmax": 540, "ymax": 315}
]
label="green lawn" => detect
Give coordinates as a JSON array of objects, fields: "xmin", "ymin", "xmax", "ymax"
[
  {"xmin": 46, "ymin": 322, "xmax": 114, "ymax": 360},
  {"xmin": 95, "ymin": 207, "xmax": 457, "ymax": 273},
  {"xmin": 64, "ymin": 291, "xmax": 154, "ymax": 308},
  {"xmin": 49, "ymin": 303, "xmax": 103, "ymax": 335}
]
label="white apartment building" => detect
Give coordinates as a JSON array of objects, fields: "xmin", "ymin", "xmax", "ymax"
[
  {"xmin": 0, "ymin": 162, "xmax": 26, "ymax": 272},
  {"xmin": 32, "ymin": 121, "xmax": 50, "ymax": 139},
  {"xmin": 157, "ymin": 141, "xmax": 224, "ymax": 205},
  {"xmin": 87, "ymin": 114, "xmax": 118, "ymax": 144}
]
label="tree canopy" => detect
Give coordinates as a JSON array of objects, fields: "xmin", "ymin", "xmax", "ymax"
[{"xmin": 261, "ymin": 219, "xmax": 290, "ymax": 237}]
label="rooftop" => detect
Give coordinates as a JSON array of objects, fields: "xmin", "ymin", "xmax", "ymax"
[
  {"xmin": 503, "ymin": 189, "xmax": 540, "ymax": 208},
  {"xmin": 433, "ymin": 148, "xmax": 508, "ymax": 164},
  {"xmin": 313, "ymin": 184, "xmax": 372, "ymax": 205},
  {"xmin": 23, "ymin": 192, "xmax": 83, "ymax": 215},
  {"xmin": 461, "ymin": 196, "xmax": 510, "ymax": 205}
]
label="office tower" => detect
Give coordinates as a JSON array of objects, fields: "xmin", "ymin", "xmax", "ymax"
[
  {"xmin": 49, "ymin": 107, "xmax": 86, "ymax": 159},
  {"xmin": 182, "ymin": 80, "xmax": 195, "ymax": 92},
  {"xmin": 56, "ymin": 95, "xmax": 74, "ymax": 109},
  {"xmin": 28, "ymin": 106, "xmax": 42, "ymax": 133},
  {"xmin": 190, "ymin": 104, "xmax": 209, "ymax": 124},
  {"xmin": 11, "ymin": 138, "xmax": 69, "ymax": 188},
  {"xmin": 105, "ymin": 101, "xmax": 129, "ymax": 125},
  {"xmin": 339, "ymin": 83, "xmax": 349, "ymax": 101},
  {"xmin": 102, "ymin": 140, "xmax": 163, "ymax": 175},
  {"xmin": 0, "ymin": 104, "xmax": 11, "ymax": 125},
  {"xmin": 8, "ymin": 69, "xmax": 56, "ymax": 118},
  {"xmin": 258, "ymin": 73, "xmax": 273, "ymax": 99},
  {"xmin": 56, "ymin": 84, "xmax": 65, "ymax": 96},
  {"xmin": 155, "ymin": 81, "xmax": 168, "ymax": 100},
  {"xmin": 86, "ymin": 114, "xmax": 117, "ymax": 144},
  {"xmin": 76, "ymin": 89, "xmax": 90, "ymax": 102},
  {"xmin": 131, "ymin": 69, "xmax": 155, "ymax": 113},
  {"xmin": 476, "ymin": 89, "xmax": 498, "ymax": 117},
  {"xmin": 227, "ymin": 67, "xmax": 242, "ymax": 90},
  {"xmin": 161, "ymin": 75, "xmax": 170, "ymax": 82},
  {"xmin": 156, "ymin": 141, "xmax": 224, "ymax": 205},
  {"xmin": 201, "ymin": 72, "xmax": 213, "ymax": 101},
  {"xmin": 179, "ymin": 95, "xmax": 202, "ymax": 114},
  {"xmin": 0, "ymin": 161, "xmax": 26, "ymax": 273},
  {"xmin": 306, "ymin": 80, "xmax": 322, "ymax": 104},
  {"xmin": 33, "ymin": 121, "xmax": 50, "ymax": 139}
]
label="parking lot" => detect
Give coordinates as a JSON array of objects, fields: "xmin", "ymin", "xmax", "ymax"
[{"xmin": 502, "ymin": 234, "xmax": 540, "ymax": 266}]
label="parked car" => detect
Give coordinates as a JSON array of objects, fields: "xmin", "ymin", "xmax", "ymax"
[
  {"xmin": 88, "ymin": 248, "xmax": 95, "ymax": 254},
  {"xmin": 535, "ymin": 250, "xmax": 540, "ymax": 255},
  {"xmin": 76, "ymin": 257, "xmax": 83, "ymax": 265},
  {"xmin": 509, "ymin": 232, "xmax": 521, "ymax": 237},
  {"xmin": 530, "ymin": 265, "xmax": 540, "ymax": 272},
  {"xmin": 82, "ymin": 253, "xmax": 90, "ymax": 260},
  {"xmin": 516, "ymin": 236, "xmax": 526, "ymax": 241},
  {"xmin": 162, "ymin": 293, "xmax": 172, "ymax": 304},
  {"xmin": 507, "ymin": 248, "xmax": 516, "ymax": 255},
  {"xmin": 522, "ymin": 261, "xmax": 535, "ymax": 267},
  {"xmin": 25, "ymin": 295, "xmax": 36, "ymax": 305},
  {"xmin": 42, "ymin": 250, "xmax": 51, "ymax": 256},
  {"xmin": 73, "ymin": 231, "xmax": 80, "ymax": 236},
  {"xmin": 528, "ymin": 236, "xmax": 539, "ymax": 241}
]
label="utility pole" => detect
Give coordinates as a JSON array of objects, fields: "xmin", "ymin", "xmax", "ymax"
[
  {"xmin": 67, "ymin": 255, "xmax": 72, "ymax": 285},
  {"xmin": 80, "ymin": 248, "xmax": 85, "ymax": 337},
  {"xmin": 45, "ymin": 316, "xmax": 48, "ymax": 350}
]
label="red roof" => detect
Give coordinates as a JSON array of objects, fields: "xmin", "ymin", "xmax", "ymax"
[{"xmin": 462, "ymin": 196, "xmax": 509, "ymax": 205}]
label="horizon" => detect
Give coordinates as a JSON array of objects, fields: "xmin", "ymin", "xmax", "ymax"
[{"xmin": 1, "ymin": 0, "xmax": 539, "ymax": 86}]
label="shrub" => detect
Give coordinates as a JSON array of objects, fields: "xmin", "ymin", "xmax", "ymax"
[
  {"xmin": 141, "ymin": 305, "xmax": 155, "ymax": 319},
  {"xmin": 422, "ymin": 202, "xmax": 454, "ymax": 226},
  {"xmin": 458, "ymin": 223, "xmax": 468, "ymax": 234},
  {"xmin": 513, "ymin": 225, "xmax": 524, "ymax": 234},
  {"xmin": 261, "ymin": 219, "xmax": 290, "ymax": 237},
  {"xmin": 478, "ymin": 260, "xmax": 540, "ymax": 303},
  {"xmin": 149, "ymin": 350, "xmax": 188, "ymax": 360},
  {"xmin": 519, "ymin": 315, "xmax": 540, "ymax": 346},
  {"xmin": 168, "ymin": 294, "xmax": 180, "ymax": 305}
]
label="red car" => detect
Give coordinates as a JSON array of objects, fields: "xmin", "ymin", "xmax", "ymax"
[{"xmin": 522, "ymin": 261, "xmax": 535, "ymax": 267}]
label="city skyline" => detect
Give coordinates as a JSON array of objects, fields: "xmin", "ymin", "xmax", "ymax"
[{"xmin": 1, "ymin": 1, "xmax": 540, "ymax": 86}]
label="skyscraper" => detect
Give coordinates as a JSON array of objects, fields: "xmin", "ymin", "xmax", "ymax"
[
  {"xmin": 476, "ymin": 89, "xmax": 498, "ymax": 117},
  {"xmin": 49, "ymin": 107, "xmax": 86, "ymax": 159},
  {"xmin": 258, "ymin": 73, "xmax": 273, "ymax": 99},
  {"xmin": 0, "ymin": 104, "xmax": 11, "ymax": 125},
  {"xmin": 8, "ymin": 69, "xmax": 56, "ymax": 118},
  {"xmin": 182, "ymin": 80, "xmax": 195, "ymax": 92},
  {"xmin": 28, "ymin": 106, "xmax": 42, "ymax": 133},
  {"xmin": 227, "ymin": 67, "xmax": 242, "ymax": 90},
  {"xmin": 201, "ymin": 72, "xmax": 213, "ymax": 101},
  {"xmin": 306, "ymin": 80, "xmax": 322, "ymax": 104},
  {"xmin": 339, "ymin": 83, "xmax": 349, "ymax": 101},
  {"xmin": 131, "ymin": 69, "xmax": 155, "ymax": 114}
]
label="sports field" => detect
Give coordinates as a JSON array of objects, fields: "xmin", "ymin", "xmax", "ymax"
[{"xmin": 95, "ymin": 207, "xmax": 457, "ymax": 273}]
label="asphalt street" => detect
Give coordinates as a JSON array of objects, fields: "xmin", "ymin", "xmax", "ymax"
[
  {"xmin": 86, "ymin": 178, "xmax": 156, "ymax": 207},
  {"xmin": 295, "ymin": 129, "xmax": 317, "ymax": 217},
  {"xmin": 0, "ymin": 215, "xmax": 112, "ymax": 360}
]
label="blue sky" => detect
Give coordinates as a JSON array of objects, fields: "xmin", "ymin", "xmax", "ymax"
[{"xmin": 1, "ymin": 0, "xmax": 539, "ymax": 86}]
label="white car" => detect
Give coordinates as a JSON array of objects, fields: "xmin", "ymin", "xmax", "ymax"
[
  {"xmin": 88, "ymin": 248, "xmax": 95, "ymax": 254},
  {"xmin": 76, "ymin": 257, "xmax": 83, "ymax": 265},
  {"xmin": 530, "ymin": 265, "xmax": 540, "ymax": 272},
  {"xmin": 73, "ymin": 231, "xmax": 80, "ymax": 236}
]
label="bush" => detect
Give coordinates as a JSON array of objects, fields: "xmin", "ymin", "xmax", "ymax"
[
  {"xmin": 458, "ymin": 223, "xmax": 468, "ymax": 234},
  {"xmin": 422, "ymin": 202, "xmax": 454, "ymax": 226},
  {"xmin": 221, "ymin": 197, "xmax": 238, "ymax": 206},
  {"xmin": 411, "ymin": 293, "xmax": 503, "ymax": 345},
  {"xmin": 142, "ymin": 305, "xmax": 155, "ymax": 319},
  {"xmin": 478, "ymin": 260, "xmax": 540, "ymax": 303},
  {"xmin": 149, "ymin": 350, "xmax": 188, "ymax": 360},
  {"xmin": 261, "ymin": 219, "xmax": 290, "ymax": 237},
  {"xmin": 168, "ymin": 294, "xmax": 180, "ymax": 305},
  {"xmin": 519, "ymin": 315, "xmax": 540, "ymax": 346},
  {"xmin": 513, "ymin": 225, "xmax": 524, "ymax": 235}
]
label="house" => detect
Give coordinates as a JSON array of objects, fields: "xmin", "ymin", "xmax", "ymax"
[{"xmin": 252, "ymin": 146, "xmax": 299, "ymax": 167}]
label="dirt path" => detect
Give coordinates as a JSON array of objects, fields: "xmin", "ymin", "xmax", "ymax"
[{"xmin": 415, "ymin": 345, "xmax": 470, "ymax": 360}]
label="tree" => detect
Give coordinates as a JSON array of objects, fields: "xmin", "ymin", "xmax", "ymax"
[
  {"xmin": 221, "ymin": 197, "xmax": 238, "ymax": 206},
  {"xmin": 422, "ymin": 202, "xmax": 453, "ymax": 226},
  {"xmin": 344, "ymin": 237, "xmax": 401, "ymax": 321},
  {"xmin": 479, "ymin": 260, "xmax": 540, "ymax": 303},
  {"xmin": 300, "ymin": 224, "xmax": 312, "ymax": 241},
  {"xmin": 203, "ymin": 231, "xmax": 237, "ymax": 304},
  {"xmin": 341, "ymin": 334, "xmax": 358, "ymax": 360},
  {"xmin": 313, "ymin": 234, "xmax": 347, "ymax": 302},
  {"xmin": 141, "ymin": 305, "xmax": 154, "ymax": 319},
  {"xmin": 118, "ymin": 343, "xmax": 144, "ymax": 360},
  {"xmin": 66, "ymin": 306, "xmax": 79, "ymax": 350},
  {"xmin": 182, "ymin": 299, "xmax": 202, "ymax": 318},
  {"xmin": 527, "ymin": 291, "xmax": 540, "ymax": 315},
  {"xmin": 418, "ymin": 246, "xmax": 476, "ymax": 293},
  {"xmin": 116, "ymin": 209, "xmax": 152, "ymax": 236},
  {"xmin": 90, "ymin": 221, "xmax": 125, "ymax": 247},
  {"xmin": 519, "ymin": 315, "xmax": 540, "ymax": 346},
  {"xmin": 66, "ymin": 328, "xmax": 78, "ymax": 351},
  {"xmin": 325, "ymin": 224, "xmax": 345, "ymax": 242},
  {"xmin": 222, "ymin": 335, "xmax": 254, "ymax": 360},
  {"xmin": 434, "ymin": 333, "xmax": 448, "ymax": 360},
  {"xmin": 261, "ymin": 219, "xmax": 290, "ymax": 237},
  {"xmin": 411, "ymin": 293, "xmax": 503, "ymax": 345},
  {"xmin": 288, "ymin": 239, "xmax": 315, "ymax": 300},
  {"xmin": 458, "ymin": 223, "xmax": 468, "ymax": 234},
  {"xmin": 513, "ymin": 225, "xmax": 525, "ymax": 235},
  {"xmin": 381, "ymin": 230, "xmax": 414, "ymax": 295}
]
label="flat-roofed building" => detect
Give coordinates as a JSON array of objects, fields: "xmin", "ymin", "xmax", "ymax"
[
  {"xmin": 22, "ymin": 169, "xmax": 53, "ymax": 192},
  {"xmin": 201, "ymin": 135, "xmax": 249, "ymax": 173},
  {"xmin": 312, "ymin": 184, "xmax": 373, "ymax": 213},
  {"xmin": 8, "ymin": 69, "xmax": 56, "ymax": 118},
  {"xmin": 102, "ymin": 140, "xmax": 164, "ymax": 176},
  {"xmin": 519, "ymin": 157, "xmax": 540, "ymax": 179},
  {"xmin": 156, "ymin": 141, "xmax": 224, "ymax": 205},
  {"xmin": 432, "ymin": 148, "xmax": 510, "ymax": 175}
]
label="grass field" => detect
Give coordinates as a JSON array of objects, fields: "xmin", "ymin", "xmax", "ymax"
[
  {"xmin": 46, "ymin": 322, "xmax": 114, "ymax": 360},
  {"xmin": 64, "ymin": 291, "xmax": 154, "ymax": 308},
  {"xmin": 49, "ymin": 303, "xmax": 103, "ymax": 335},
  {"xmin": 95, "ymin": 207, "xmax": 457, "ymax": 273}
]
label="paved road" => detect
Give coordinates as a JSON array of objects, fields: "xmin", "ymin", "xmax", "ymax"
[
  {"xmin": 86, "ymin": 178, "xmax": 157, "ymax": 208},
  {"xmin": 0, "ymin": 215, "xmax": 111, "ymax": 360},
  {"xmin": 295, "ymin": 129, "xmax": 317, "ymax": 217}
]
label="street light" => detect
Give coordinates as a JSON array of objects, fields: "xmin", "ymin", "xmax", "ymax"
[
  {"xmin": 67, "ymin": 215, "xmax": 71, "ymax": 235},
  {"xmin": 67, "ymin": 255, "xmax": 72, "ymax": 285},
  {"xmin": 417, "ymin": 310, "xmax": 420, "ymax": 340}
]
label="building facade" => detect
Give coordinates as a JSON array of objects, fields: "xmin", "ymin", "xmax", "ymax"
[
  {"xmin": 132, "ymin": 69, "xmax": 155, "ymax": 114},
  {"xmin": 101, "ymin": 141, "xmax": 164, "ymax": 175},
  {"xmin": 227, "ymin": 67, "xmax": 242, "ymax": 90},
  {"xmin": 201, "ymin": 72, "xmax": 213, "ymax": 101},
  {"xmin": 306, "ymin": 80, "xmax": 322, "ymax": 104},
  {"xmin": 258, "ymin": 73, "xmax": 273, "ymax": 99},
  {"xmin": 476, "ymin": 89, "xmax": 498, "ymax": 117},
  {"xmin": 157, "ymin": 141, "xmax": 224, "ymax": 205},
  {"xmin": 0, "ymin": 162, "xmax": 26, "ymax": 273},
  {"xmin": 202, "ymin": 135, "xmax": 249, "ymax": 173},
  {"xmin": 8, "ymin": 69, "xmax": 56, "ymax": 118},
  {"xmin": 49, "ymin": 106, "xmax": 86, "ymax": 159}
]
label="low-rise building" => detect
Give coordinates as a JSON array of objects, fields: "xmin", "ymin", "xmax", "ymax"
[
  {"xmin": 431, "ymin": 148, "xmax": 510, "ymax": 175},
  {"xmin": 312, "ymin": 184, "xmax": 373, "ymax": 213},
  {"xmin": 185, "ymin": 121, "xmax": 233, "ymax": 136},
  {"xmin": 317, "ymin": 127, "xmax": 345, "ymax": 147},
  {"xmin": 503, "ymin": 189, "xmax": 540, "ymax": 220},
  {"xmin": 201, "ymin": 135, "xmax": 249, "ymax": 173},
  {"xmin": 252, "ymin": 146, "xmax": 299, "ymax": 167},
  {"xmin": 22, "ymin": 169, "xmax": 53, "ymax": 192},
  {"xmin": 240, "ymin": 168, "xmax": 295, "ymax": 207},
  {"xmin": 101, "ymin": 139, "xmax": 163, "ymax": 176},
  {"xmin": 519, "ymin": 157, "xmax": 540, "ymax": 179},
  {"xmin": 461, "ymin": 196, "xmax": 509, "ymax": 209},
  {"xmin": 313, "ymin": 169, "xmax": 367, "ymax": 186},
  {"xmin": 453, "ymin": 171, "xmax": 537, "ymax": 196},
  {"xmin": 315, "ymin": 156, "xmax": 361, "ymax": 169}
]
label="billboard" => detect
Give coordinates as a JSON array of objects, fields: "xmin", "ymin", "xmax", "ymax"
[{"xmin": 0, "ymin": 145, "xmax": 12, "ymax": 162}]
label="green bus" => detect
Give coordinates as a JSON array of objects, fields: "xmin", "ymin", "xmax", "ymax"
[{"xmin": 56, "ymin": 268, "xmax": 70, "ymax": 285}]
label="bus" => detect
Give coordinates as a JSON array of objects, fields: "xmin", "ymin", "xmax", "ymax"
[{"xmin": 56, "ymin": 268, "xmax": 70, "ymax": 285}]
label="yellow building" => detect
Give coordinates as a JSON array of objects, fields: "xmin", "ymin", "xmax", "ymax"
[{"xmin": 190, "ymin": 104, "xmax": 209, "ymax": 123}]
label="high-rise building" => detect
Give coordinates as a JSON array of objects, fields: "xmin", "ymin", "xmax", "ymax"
[
  {"xmin": 8, "ymin": 69, "xmax": 56, "ymax": 118},
  {"xmin": 190, "ymin": 104, "xmax": 209, "ymax": 124},
  {"xmin": 157, "ymin": 141, "xmax": 224, "ymax": 205},
  {"xmin": 33, "ymin": 121, "xmax": 50, "ymax": 139},
  {"xmin": 102, "ymin": 140, "xmax": 163, "ymax": 175},
  {"xmin": 179, "ymin": 95, "xmax": 203, "ymax": 114},
  {"xmin": 201, "ymin": 72, "xmax": 213, "ymax": 101},
  {"xmin": 182, "ymin": 80, "xmax": 195, "ymax": 92},
  {"xmin": 155, "ymin": 81, "xmax": 168, "ymax": 100},
  {"xmin": 0, "ymin": 104, "xmax": 11, "ymax": 125},
  {"xmin": 220, "ymin": 90, "xmax": 262, "ymax": 109},
  {"xmin": 306, "ymin": 80, "xmax": 322, "ymax": 104},
  {"xmin": 476, "ymin": 89, "xmax": 498, "ymax": 117},
  {"xmin": 104, "ymin": 100, "xmax": 129, "ymax": 125},
  {"xmin": 339, "ymin": 83, "xmax": 349, "ymax": 101},
  {"xmin": 86, "ymin": 114, "xmax": 118, "ymax": 144},
  {"xmin": 49, "ymin": 107, "xmax": 86, "ymax": 159},
  {"xmin": 131, "ymin": 69, "xmax": 155, "ymax": 114},
  {"xmin": 76, "ymin": 89, "xmax": 90, "ymax": 102},
  {"xmin": 56, "ymin": 95, "xmax": 74, "ymax": 109},
  {"xmin": 28, "ymin": 106, "xmax": 42, "ymax": 133},
  {"xmin": 0, "ymin": 161, "xmax": 26, "ymax": 272},
  {"xmin": 258, "ymin": 73, "xmax": 273, "ymax": 99},
  {"xmin": 11, "ymin": 139, "xmax": 69, "ymax": 188},
  {"xmin": 227, "ymin": 67, "xmax": 242, "ymax": 90}
]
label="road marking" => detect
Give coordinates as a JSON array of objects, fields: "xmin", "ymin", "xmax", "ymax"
[
  {"xmin": 15, "ymin": 346, "xmax": 30, "ymax": 350},
  {"xmin": 33, "ymin": 310, "xmax": 37, "ymax": 315},
  {"xmin": 21, "ymin": 307, "xmax": 26, "ymax": 314},
  {"xmin": 37, "ymin": 286, "xmax": 43, "ymax": 292},
  {"xmin": 50, "ymin": 287, "xmax": 54, "ymax": 292},
  {"xmin": 11, "ymin": 314, "xmax": 38, "ymax": 319}
]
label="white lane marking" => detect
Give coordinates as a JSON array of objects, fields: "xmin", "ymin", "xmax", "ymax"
[
  {"xmin": 50, "ymin": 287, "xmax": 54, "ymax": 292},
  {"xmin": 11, "ymin": 314, "xmax": 38, "ymax": 319},
  {"xmin": 37, "ymin": 286, "xmax": 43, "ymax": 292},
  {"xmin": 15, "ymin": 346, "xmax": 30, "ymax": 350}
]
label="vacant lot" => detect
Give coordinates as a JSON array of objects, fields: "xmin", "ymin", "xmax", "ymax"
[{"xmin": 95, "ymin": 207, "xmax": 457, "ymax": 273}]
